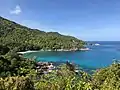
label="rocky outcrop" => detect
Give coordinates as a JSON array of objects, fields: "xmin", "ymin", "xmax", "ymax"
[{"xmin": 36, "ymin": 62, "xmax": 55, "ymax": 74}]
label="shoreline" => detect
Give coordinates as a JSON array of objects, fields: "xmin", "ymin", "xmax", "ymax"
[
  {"xmin": 17, "ymin": 50, "xmax": 39, "ymax": 54},
  {"xmin": 17, "ymin": 48, "xmax": 90, "ymax": 54}
]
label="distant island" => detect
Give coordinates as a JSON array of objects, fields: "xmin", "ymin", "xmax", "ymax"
[{"xmin": 0, "ymin": 16, "xmax": 85, "ymax": 52}]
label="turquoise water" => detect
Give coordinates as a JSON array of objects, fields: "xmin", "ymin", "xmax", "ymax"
[{"xmin": 24, "ymin": 41, "xmax": 120, "ymax": 69}]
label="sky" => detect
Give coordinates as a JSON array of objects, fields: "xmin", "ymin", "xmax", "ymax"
[{"xmin": 0, "ymin": 0, "xmax": 120, "ymax": 41}]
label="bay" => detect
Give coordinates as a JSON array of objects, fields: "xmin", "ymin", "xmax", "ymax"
[{"xmin": 24, "ymin": 41, "xmax": 120, "ymax": 69}]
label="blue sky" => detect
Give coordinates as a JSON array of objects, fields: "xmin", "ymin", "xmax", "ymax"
[{"xmin": 0, "ymin": 0, "xmax": 120, "ymax": 41}]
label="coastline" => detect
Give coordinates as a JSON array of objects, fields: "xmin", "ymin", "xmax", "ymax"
[
  {"xmin": 17, "ymin": 50, "xmax": 39, "ymax": 54},
  {"xmin": 17, "ymin": 48, "xmax": 90, "ymax": 54}
]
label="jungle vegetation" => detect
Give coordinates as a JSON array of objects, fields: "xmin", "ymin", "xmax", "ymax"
[
  {"xmin": 0, "ymin": 16, "xmax": 85, "ymax": 52},
  {"xmin": 0, "ymin": 16, "xmax": 120, "ymax": 90}
]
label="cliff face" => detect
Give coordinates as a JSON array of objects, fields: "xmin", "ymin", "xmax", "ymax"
[{"xmin": 0, "ymin": 16, "xmax": 85, "ymax": 51}]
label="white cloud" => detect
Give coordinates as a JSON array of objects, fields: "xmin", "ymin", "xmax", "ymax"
[{"xmin": 10, "ymin": 5, "xmax": 21, "ymax": 15}]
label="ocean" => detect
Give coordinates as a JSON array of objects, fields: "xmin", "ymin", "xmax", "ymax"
[{"xmin": 23, "ymin": 41, "xmax": 120, "ymax": 70}]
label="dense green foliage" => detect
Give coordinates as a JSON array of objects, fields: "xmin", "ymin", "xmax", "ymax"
[
  {"xmin": 0, "ymin": 45, "xmax": 36, "ymax": 77},
  {"xmin": 0, "ymin": 16, "xmax": 84, "ymax": 51},
  {"xmin": 0, "ymin": 76, "xmax": 35, "ymax": 90},
  {"xmin": 0, "ymin": 16, "xmax": 120, "ymax": 90},
  {"xmin": 35, "ymin": 64, "xmax": 92, "ymax": 90},
  {"xmin": 1, "ymin": 63, "xmax": 120, "ymax": 90},
  {"xmin": 35, "ymin": 63, "xmax": 120, "ymax": 90},
  {"xmin": 92, "ymin": 63, "xmax": 120, "ymax": 90}
]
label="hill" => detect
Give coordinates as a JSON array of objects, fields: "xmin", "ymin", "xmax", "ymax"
[{"xmin": 0, "ymin": 16, "xmax": 84, "ymax": 51}]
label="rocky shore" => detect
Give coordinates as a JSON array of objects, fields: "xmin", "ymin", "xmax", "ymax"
[
  {"xmin": 36, "ymin": 62, "xmax": 55, "ymax": 74},
  {"xmin": 35, "ymin": 61, "xmax": 80, "ymax": 75},
  {"xmin": 79, "ymin": 47, "xmax": 90, "ymax": 51}
]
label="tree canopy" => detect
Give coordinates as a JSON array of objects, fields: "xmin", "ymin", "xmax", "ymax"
[
  {"xmin": 0, "ymin": 16, "xmax": 120, "ymax": 90},
  {"xmin": 0, "ymin": 16, "xmax": 84, "ymax": 52}
]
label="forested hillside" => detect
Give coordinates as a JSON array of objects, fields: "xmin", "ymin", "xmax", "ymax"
[
  {"xmin": 0, "ymin": 16, "xmax": 84, "ymax": 52},
  {"xmin": 0, "ymin": 16, "xmax": 120, "ymax": 90}
]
